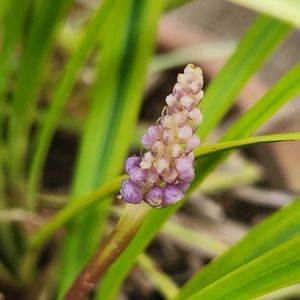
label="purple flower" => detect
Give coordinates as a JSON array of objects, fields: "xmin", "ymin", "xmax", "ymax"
[
  {"xmin": 144, "ymin": 187, "xmax": 164, "ymax": 208},
  {"xmin": 178, "ymin": 168, "xmax": 195, "ymax": 182},
  {"xmin": 163, "ymin": 185, "xmax": 184, "ymax": 206},
  {"xmin": 141, "ymin": 126, "xmax": 161, "ymax": 149},
  {"xmin": 175, "ymin": 180, "xmax": 190, "ymax": 192},
  {"xmin": 186, "ymin": 135, "xmax": 200, "ymax": 151},
  {"xmin": 121, "ymin": 180, "xmax": 143, "ymax": 204},
  {"xmin": 119, "ymin": 64, "xmax": 204, "ymax": 208},
  {"xmin": 175, "ymin": 156, "xmax": 193, "ymax": 174},
  {"xmin": 125, "ymin": 156, "xmax": 141, "ymax": 173},
  {"xmin": 128, "ymin": 167, "xmax": 146, "ymax": 184}
]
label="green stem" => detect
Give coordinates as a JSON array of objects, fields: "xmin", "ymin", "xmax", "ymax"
[{"xmin": 64, "ymin": 202, "xmax": 150, "ymax": 300}]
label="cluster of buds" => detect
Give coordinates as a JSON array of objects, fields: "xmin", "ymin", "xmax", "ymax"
[{"xmin": 119, "ymin": 64, "xmax": 204, "ymax": 208}]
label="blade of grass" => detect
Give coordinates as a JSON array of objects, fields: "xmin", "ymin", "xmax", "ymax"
[
  {"xmin": 138, "ymin": 253, "xmax": 179, "ymax": 299},
  {"xmin": 197, "ymin": 16, "xmax": 291, "ymax": 140},
  {"xmin": 27, "ymin": 0, "xmax": 119, "ymax": 210},
  {"xmin": 176, "ymin": 196, "xmax": 300, "ymax": 299},
  {"xmin": 162, "ymin": 221, "xmax": 227, "ymax": 256},
  {"xmin": 96, "ymin": 16, "xmax": 292, "ymax": 300},
  {"xmin": 194, "ymin": 132, "xmax": 300, "ymax": 157},
  {"xmin": 0, "ymin": 0, "xmax": 32, "ymax": 275},
  {"xmin": 27, "ymin": 131, "xmax": 299, "ymax": 252},
  {"xmin": 228, "ymin": 0, "xmax": 300, "ymax": 29},
  {"xmin": 187, "ymin": 235, "xmax": 300, "ymax": 300},
  {"xmin": 193, "ymin": 62, "xmax": 300, "ymax": 188},
  {"xmin": 7, "ymin": 0, "xmax": 71, "ymax": 188},
  {"xmin": 174, "ymin": 63, "xmax": 300, "ymax": 299},
  {"xmin": 58, "ymin": 1, "xmax": 163, "ymax": 297},
  {"xmin": 150, "ymin": 41, "xmax": 236, "ymax": 73}
]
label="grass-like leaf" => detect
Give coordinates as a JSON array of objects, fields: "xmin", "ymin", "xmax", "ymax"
[
  {"xmin": 174, "ymin": 62, "xmax": 300, "ymax": 300},
  {"xmin": 187, "ymin": 234, "xmax": 300, "ymax": 300},
  {"xmin": 176, "ymin": 197, "xmax": 300, "ymax": 299},
  {"xmin": 197, "ymin": 16, "xmax": 290, "ymax": 140},
  {"xmin": 8, "ymin": 0, "xmax": 71, "ymax": 186},
  {"xmin": 193, "ymin": 62, "xmax": 300, "ymax": 187},
  {"xmin": 228, "ymin": 0, "xmax": 300, "ymax": 29},
  {"xmin": 27, "ymin": 132, "xmax": 300, "ymax": 253},
  {"xmin": 195, "ymin": 132, "xmax": 300, "ymax": 157},
  {"xmin": 57, "ymin": 1, "xmax": 163, "ymax": 297},
  {"xmin": 27, "ymin": 0, "xmax": 119, "ymax": 210},
  {"xmin": 96, "ymin": 16, "xmax": 292, "ymax": 300}
]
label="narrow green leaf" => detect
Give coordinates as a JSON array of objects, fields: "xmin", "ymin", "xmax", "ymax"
[
  {"xmin": 228, "ymin": 0, "xmax": 300, "ymax": 29},
  {"xmin": 8, "ymin": 0, "xmax": 71, "ymax": 184},
  {"xmin": 176, "ymin": 197, "xmax": 300, "ymax": 299},
  {"xmin": 138, "ymin": 253, "xmax": 179, "ymax": 299},
  {"xmin": 150, "ymin": 41, "xmax": 236, "ymax": 74},
  {"xmin": 193, "ymin": 62, "xmax": 300, "ymax": 187},
  {"xmin": 27, "ymin": 0, "xmax": 119, "ymax": 210},
  {"xmin": 187, "ymin": 236, "xmax": 300, "ymax": 300},
  {"xmin": 97, "ymin": 16, "xmax": 291, "ymax": 300},
  {"xmin": 164, "ymin": 0, "xmax": 193, "ymax": 11},
  {"xmin": 195, "ymin": 132, "xmax": 300, "ymax": 157},
  {"xmin": 0, "ymin": 0, "xmax": 32, "ymax": 274},
  {"xmin": 197, "ymin": 16, "xmax": 290, "ymax": 140},
  {"xmin": 58, "ymin": 1, "xmax": 163, "ymax": 297},
  {"xmin": 175, "ymin": 62, "xmax": 300, "ymax": 300}
]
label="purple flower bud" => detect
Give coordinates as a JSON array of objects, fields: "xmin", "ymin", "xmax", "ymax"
[
  {"xmin": 145, "ymin": 187, "xmax": 164, "ymax": 208},
  {"xmin": 175, "ymin": 181, "xmax": 190, "ymax": 192},
  {"xmin": 128, "ymin": 167, "xmax": 146, "ymax": 184},
  {"xmin": 186, "ymin": 135, "xmax": 200, "ymax": 151},
  {"xmin": 178, "ymin": 125, "xmax": 193, "ymax": 140},
  {"xmin": 121, "ymin": 179, "xmax": 143, "ymax": 204},
  {"xmin": 141, "ymin": 126, "xmax": 162, "ymax": 149},
  {"xmin": 180, "ymin": 96, "xmax": 195, "ymax": 110},
  {"xmin": 119, "ymin": 64, "xmax": 203, "ymax": 208},
  {"xmin": 175, "ymin": 156, "xmax": 193, "ymax": 174},
  {"xmin": 163, "ymin": 185, "xmax": 184, "ymax": 206},
  {"xmin": 178, "ymin": 168, "xmax": 195, "ymax": 182},
  {"xmin": 146, "ymin": 168, "xmax": 159, "ymax": 184},
  {"xmin": 125, "ymin": 156, "xmax": 141, "ymax": 173},
  {"xmin": 189, "ymin": 108, "xmax": 203, "ymax": 125}
]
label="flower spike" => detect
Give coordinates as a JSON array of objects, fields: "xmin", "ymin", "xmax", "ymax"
[{"xmin": 120, "ymin": 64, "xmax": 204, "ymax": 208}]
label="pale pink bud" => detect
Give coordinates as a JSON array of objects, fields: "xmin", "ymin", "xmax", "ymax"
[
  {"xmin": 161, "ymin": 168, "xmax": 178, "ymax": 184},
  {"xmin": 171, "ymin": 144, "xmax": 183, "ymax": 158},
  {"xmin": 174, "ymin": 111, "xmax": 188, "ymax": 127},
  {"xmin": 152, "ymin": 141, "xmax": 164, "ymax": 156},
  {"xmin": 166, "ymin": 94, "xmax": 176, "ymax": 107},
  {"xmin": 178, "ymin": 125, "xmax": 193, "ymax": 140},
  {"xmin": 162, "ymin": 129, "xmax": 175, "ymax": 145},
  {"xmin": 161, "ymin": 115, "xmax": 174, "ymax": 129},
  {"xmin": 140, "ymin": 151, "xmax": 154, "ymax": 169},
  {"xmin": 154, "ymin": 158, "xmax": 169, "ymax": 174},
  {"xmin": 188, "ymin": 108, "xmax": 203, "ymax": 125},
  {"xmin": 186, "ymin": 135, "xmax": 200, "ymax": 151},
  {"xmin": 180, "ymin": 96, "xmax": 195, "ymax": 110}
]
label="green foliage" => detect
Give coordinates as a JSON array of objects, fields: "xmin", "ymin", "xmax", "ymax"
[
  {"xmin": 228, "ymin": 0, "xmax": 300, "ymax": 29},
  {"xmin": 187, "ymin": 235, "xmax": 300, "ymax": 300},
  {"xmin": 96, "ymin": 16, "xmax": 293, "ymax": 300},
  {"xmin": 0, "ymin": 0, "xmax": 299, "ymax": 299},
  {"xmin": 58, "ymin": 0, "xmax": 163, "ymax": 297},
  {"xmin": 176, "ymin": 197, "xmax": 300, "ymax": 299}
]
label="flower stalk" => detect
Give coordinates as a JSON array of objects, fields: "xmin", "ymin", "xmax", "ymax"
[{"xmin": 64, "ymin": 202, "xmax": 150, "ymax": 300}]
